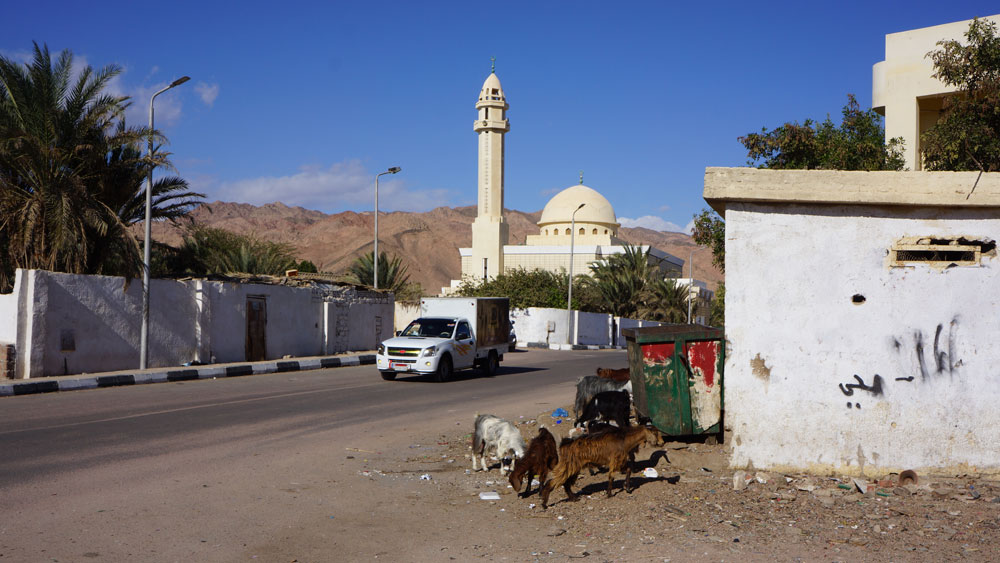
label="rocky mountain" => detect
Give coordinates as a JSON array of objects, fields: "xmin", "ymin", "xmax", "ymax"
[{"xmin": 153, "ymin": 202, "xmax": 723, "ymax": 294}]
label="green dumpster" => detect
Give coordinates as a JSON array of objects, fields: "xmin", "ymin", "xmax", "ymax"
[{"xmin": 623, "ymin": 325, "xmax": 725, "ymax": 437}]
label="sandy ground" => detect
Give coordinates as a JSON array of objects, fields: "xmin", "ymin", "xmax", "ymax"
[{"xmin": 317, "ymin": 408, "xmax": 1000, "ymax": 562}]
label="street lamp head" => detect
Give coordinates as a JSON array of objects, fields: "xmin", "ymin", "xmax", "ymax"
[
  {"xmin": 576, "ymin": 203, "xmax": 585, "ymax": 210},
  {"xmin": 387, "ymin": 166, "xmax": 401, "ymax": 174},
  {"xmin": 170, "ymin": 76, "xmax": 191, "ymax": 88}
]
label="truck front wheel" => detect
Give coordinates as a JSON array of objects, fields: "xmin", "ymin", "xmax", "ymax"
[
  {"xmin": 380, "ymin": 371, "xmax": 397, "ymax": 381},
  {"xmin": 435, "ymin": 355, "xmax": 453, "ymax": 382}
]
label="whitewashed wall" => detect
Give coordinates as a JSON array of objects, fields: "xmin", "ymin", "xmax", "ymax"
[
  {"xmin": 394, "ymin": 302, "xmax": 421, "ymax": 333},
  {"xmin": 726, "ymin": 202, "xmax": 1000, "ymax": 476},
  {"xmin": 3, "ymin": 269, "xmax": 392, "ymax": 378},
  {"xmin": 0, "ymin": 274, "xmax": 20, "ymax": 344}
]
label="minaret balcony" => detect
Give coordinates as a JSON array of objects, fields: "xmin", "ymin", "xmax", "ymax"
[{"xmin": 473, "ymin": 119, "xmax": 510, "ymax": 132}]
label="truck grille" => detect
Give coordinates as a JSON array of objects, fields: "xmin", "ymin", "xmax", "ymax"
[{"xmin": 388, "ymin": 347, "xmax": 421, "ymax": 357}]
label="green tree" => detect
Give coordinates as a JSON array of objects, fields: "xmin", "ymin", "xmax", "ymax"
[
  {"xmin": 455, "ymin": 267, "xmax": 567, "ymax": 309},
  {"xmin": 922, "ymin": 17, "xmax": 1000, "ymax": 171},
  {"xmin": 578, "ymin": 245, "xmax": 660, "ymax": 320},
  {"xmin": 691, "ymin": 208, "xmax": 725, "ymax": 273},
  {"xmin": 169, "ymin": 225, "xmax": 297, "ymax": 276},
  {"xmin": 637, "ymin": 277, "xmax": 687, "ymax": 323},
  {"xmin": 0, "ymin": 43, "xmax": 202, "ymax": 290},
  {"xmin": 739, "ymin": 94, "xmax": 905, "ymax": 171},
  {"xmin": 296, "ymin": 259, "xmax": 318, "ymax": 273},
  {"xmin": 708, "ymin": 282, "xmax": 725, "ymax": 327},
  {"xmin": 345, "ymin": 251, "xmax": 411, "ymax": 293}
]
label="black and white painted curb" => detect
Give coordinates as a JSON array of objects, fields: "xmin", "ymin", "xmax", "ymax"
[
  {"xmin": 0, "ymin": 354, "xmax": 376, "ymax": 398},
  {"xmin": 524, "ymin": 342, "xmax": 626, "ymax": 351}
]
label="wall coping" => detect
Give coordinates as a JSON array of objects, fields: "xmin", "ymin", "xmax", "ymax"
[{"xmin": 703, "ymin": 167, "xmax": 1000, "ymax": 214}]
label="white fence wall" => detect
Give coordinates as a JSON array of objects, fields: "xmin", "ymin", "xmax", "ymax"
[{"xmin": 2, "ymin": 269, "xmax": 392, "ymax": 379}]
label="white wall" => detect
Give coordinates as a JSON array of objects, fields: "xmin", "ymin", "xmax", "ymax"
[
  {"xmin": 7, "ymin": 269, "xmax": 392, "ymax": 378},
  {"xmin": 0, "ymin": 273, "xmax": 20, "ymax": 344},
  {"xmin": 726, "ymin": 202, "xmax": 1000, "ymax": 476},
  {"xmin": 574, "ymin": 310, "xmax": 610, "ymax": 345},
  {"xmin": 394, "ymin": 302, "xmax": 421, "ymax": 333}
]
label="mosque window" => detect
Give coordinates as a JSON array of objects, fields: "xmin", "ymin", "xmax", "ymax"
[
  {"xmin": 592, "ymin": 228, "xmax": 597, "ymax": 235},
  {"xmin": 604, "ymin": 229, "xmax": 608, "ymax": 234},
  {"xmin": 579, "ymin": 228, "xmax": 585, "ymax": 235},
  {"xmin": 565, "ymin": 228, "xmax": 570, "ymax": 235}
]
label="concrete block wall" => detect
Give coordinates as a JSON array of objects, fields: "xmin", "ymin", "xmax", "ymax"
[{"xmin": 0, "ymin": 269, "xmax": 394, "ymax": 379}]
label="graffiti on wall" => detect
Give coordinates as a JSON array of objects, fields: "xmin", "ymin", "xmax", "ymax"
[{"xmin": 838, "ymin": 318, "xmax": 961, "ymax": 409}]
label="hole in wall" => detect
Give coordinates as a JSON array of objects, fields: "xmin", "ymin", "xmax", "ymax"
[{"xmin": 852, "ymin": 294, "xmax": 866, "ymax": 305}]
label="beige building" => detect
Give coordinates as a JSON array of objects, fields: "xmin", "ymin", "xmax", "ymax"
[
  {"xmin": 873, "ymin": 14, "xmax": 1000, "ymax": 170},
  {"xmin": 451, "ymin": 68, "xmax": 683, "ymax": 293}
]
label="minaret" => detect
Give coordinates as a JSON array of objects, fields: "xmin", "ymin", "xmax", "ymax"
[{"xmin": 470, "ymin": 59, "xmax": 510, "ymax": 280}]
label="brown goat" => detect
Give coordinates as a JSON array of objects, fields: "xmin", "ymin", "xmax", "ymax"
[
  {"xmin": 508, "ymin": 427, "xmax": 558, "ymax": 497},
  {"xmin": 596, "ymin": 367, "xmax": 630, "ymax": 382},
  {"xmin": 540, "ymin": 425, "xmax": 661, "ymax": 508}
]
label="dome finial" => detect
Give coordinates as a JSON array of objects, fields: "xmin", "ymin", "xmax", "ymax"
[
  {"xmin": 579, "ymin": 170, "xmax": 584, "ymax": 184},
  {"xmin": 491, "ymin": 56, "xmax": 496, "ymax": 74}
]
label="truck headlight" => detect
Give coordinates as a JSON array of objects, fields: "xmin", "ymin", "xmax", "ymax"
[
  {"xmin": 421, "ymin": 346, "xmax": 438, "ymax": 357},
  {"xmin": 377, "ymin": 343, "xmax": 385, "ymax": 355}
]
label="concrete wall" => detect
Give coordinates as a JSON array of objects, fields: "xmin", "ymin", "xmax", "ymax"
[
  {"xmin": 2, "ymin": 269, "xmax": 392, "ymax": 379},
  {"xmin": 0, "ymin": 274, "xmax": 20, "ymax": 344},
  {"xmin": 722, "ymin": 198, "xmax": 1000, "ymax": 476},
  {"xmin": 394, "ymin": 302, "xmax": 421, "ymax": 333}
]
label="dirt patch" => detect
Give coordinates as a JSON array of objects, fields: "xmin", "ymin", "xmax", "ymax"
[{"xmin": 344, "ymin": 408, "xmax": 1000, "ymax": 561}]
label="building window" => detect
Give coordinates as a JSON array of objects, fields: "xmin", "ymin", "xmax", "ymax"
[
  {"xmin": 592, "ymin": 228, "xmax": 598, "ymax": 235},
  {"xmin": 565, "ymin": 228, "xmax": 570, "ymax": 235},
  {"xmin": 579, "ymin": 228, "xmax": 585, "ymax": 235},
  {"xmin": 604, "ymin": 229, "xmax": 608, "ymax": 234}
]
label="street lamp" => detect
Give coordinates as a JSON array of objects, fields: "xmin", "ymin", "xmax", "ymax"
[
  {"xmin": 373, "ymin": 166, "xmax": 401, "ymax": 289},
  {"xmin": 566, "ymin": 203, "xmax": 585, "ymax": 345},
  {"xmin": 141, "ymin": 76, "xmax": 189, "ymax": 370}
]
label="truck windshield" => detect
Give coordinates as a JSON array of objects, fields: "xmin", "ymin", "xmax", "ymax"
[{"xmin": 401, "ymin": 319, "xmax": 455, "ymax": 338}]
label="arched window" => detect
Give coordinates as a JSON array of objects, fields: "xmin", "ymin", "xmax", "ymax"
[
  {"xmin": 604, "ymin": 229, "xmax": 608, "ymax": 234},
  {"xmin": 579, "ymin": 228, "xmax": 585, "ymax": 235},
  {"xmin": 592, "ymin": 228, "xmax": 598, "ymax": 235},
  {"xmin": 565, "ymin": 228, "xmax": 570, "ymax": 235},
  {"xmin": 544, "ymin": 229, "xmax": 548, "ymax": 235}
]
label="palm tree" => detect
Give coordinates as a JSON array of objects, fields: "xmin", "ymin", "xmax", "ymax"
[
  {"xmin": 345, "ymin": 251, "xmax": 410, "ymax": 292},
  {"xmin": 580, "ymin": 245, "xmax": 656, "ymax": 319},
  {"xmin": 171, "ymin": 225, "xmax": 297, "ymax": 276},
  {"xmin": 638, "ymin": 278, "xmax": 688, "ymax": 323},
  {"xmin": 0, "ymin": 43, "xmax": 203, "ymax": 290}
]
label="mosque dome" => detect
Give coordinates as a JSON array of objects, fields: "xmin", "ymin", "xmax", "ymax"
[{"xmin": 538, "ymin": 184, "xmax": 619, "ymax": 229}]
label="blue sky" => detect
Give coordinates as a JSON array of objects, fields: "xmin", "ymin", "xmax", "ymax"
[{"xmin": 5, "ymin": 1, "xmax": 998, "ymax": 233}]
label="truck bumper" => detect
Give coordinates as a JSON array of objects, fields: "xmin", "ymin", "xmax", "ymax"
[{"xmin": 376, "ymin": 354, "xmax": 440, "ymax": 374}]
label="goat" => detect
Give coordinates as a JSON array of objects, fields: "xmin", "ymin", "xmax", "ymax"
[
  {"xmin": 575, "ymin": 389, "xmax": 631, "ymax": 430},
  {"xmin": 508, "ymin": 426, "xmax": 558, "ymax": 497},
  {"xmin": 574, "ymin": 375, "xmax": 632, "ymax": 419},
  {"xmin": 540, "ymin": 425, "xmax": 661, "ymax": 509},
  {"xmin": 596, "ymin": 367, "xmax": 630, "ymax": 382},
  {"xmin": 471, "ymin": 414, "xmax": 526, "ymax": 474}
]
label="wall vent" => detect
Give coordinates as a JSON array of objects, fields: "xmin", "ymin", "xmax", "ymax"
[{"xmin": 890, "ymin": 237, "xmax": 995, "ymax": 268}]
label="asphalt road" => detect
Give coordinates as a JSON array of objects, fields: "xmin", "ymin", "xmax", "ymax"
[{"xmin": 0, "ymin": 347, "xmax": 627, "ymax": 561}]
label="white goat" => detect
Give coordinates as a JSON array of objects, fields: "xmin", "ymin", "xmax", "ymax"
[{"xmin": 471, "ymin": 414, "xmax": 526, "ymax": 473}]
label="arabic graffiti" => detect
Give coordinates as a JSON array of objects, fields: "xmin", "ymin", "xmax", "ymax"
[
  {"xmin": 839, "ymin": 374, "xmax": 884, "ymax": 397},
  {"xmin": 840, "ymin": 319, "xmax": 963, "ymax": 409},
  {"xmin": 896, "ymin": 318, "xmax": 961, "ymax": 382}
]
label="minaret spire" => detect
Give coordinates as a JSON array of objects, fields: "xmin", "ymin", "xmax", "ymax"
[
  {"xmin": 579, "ymin": 170, "xmax": 584, "ymax": 184},
  {"xmin": 491, "ymin": 56, "xmax": 496, "ymax": 73}
]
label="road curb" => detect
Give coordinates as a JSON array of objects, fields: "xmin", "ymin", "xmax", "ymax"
[
  {"xmin": 0, "ymin": 354, "xmax": 377, "ymax": 398},
  {"xmin": 524, "ymin": 342, "xmax": 626, "ymax": 351}
]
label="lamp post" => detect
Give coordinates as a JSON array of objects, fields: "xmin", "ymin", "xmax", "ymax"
[
  {"xmin": 140, "ymin": 76, "xmax": 189, "ymax": 370},
  {"xmin": 373, "ymin": 166, "xmax": 401, "ymax": 289},
  {"xmin": 566, "ymin": 203, "xmax": 585, "ymax": 345}
]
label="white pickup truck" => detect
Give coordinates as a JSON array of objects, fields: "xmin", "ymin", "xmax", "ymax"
[{"xmin": 376, "ymin": 297, "xmax": 510, "ymax": 382}]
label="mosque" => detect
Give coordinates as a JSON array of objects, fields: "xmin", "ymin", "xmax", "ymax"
[{"xmin": 448, "ymin": 66, "xmax": 685, "ymax": 292}]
